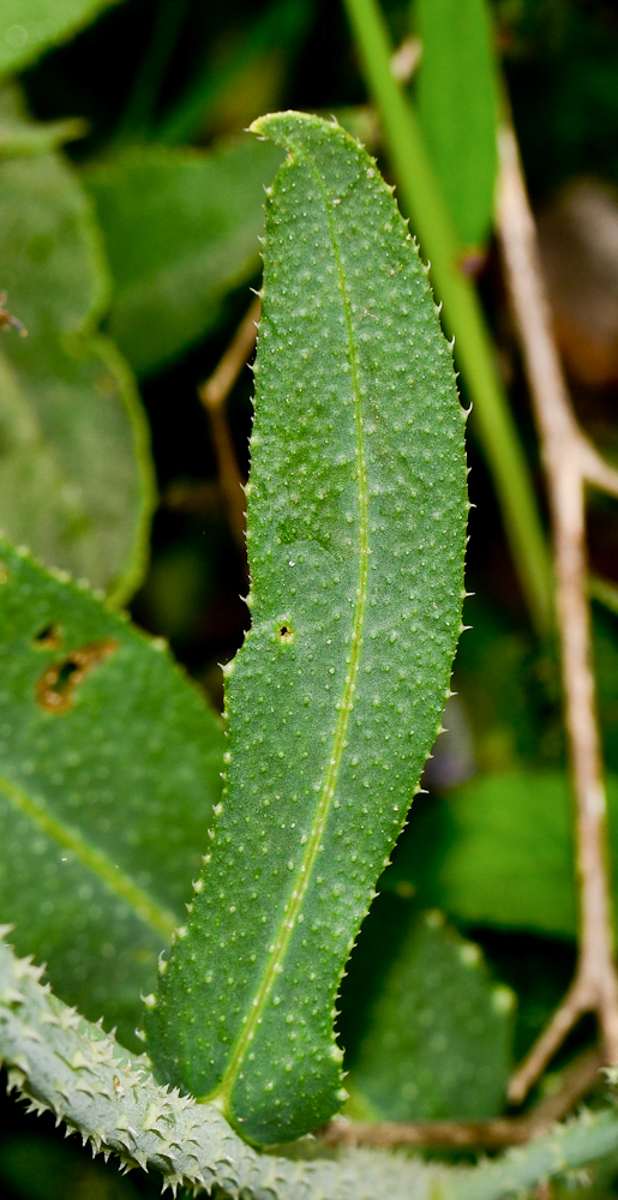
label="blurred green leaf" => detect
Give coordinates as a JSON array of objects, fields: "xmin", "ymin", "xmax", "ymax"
[
  {"xmin": 158, "ymin": 0, "xmax": 314, "ymax": 145},
  {"xmin": 0, "ymin": 537, "xmax": 224, "ymax": 1048},
  {"xmin": 0, "ymin": 85, "xmax": 86, "ymax": 157},
  {"xmin": 415, "ymin": 0, "xmax": 499, "ymax": 248},
  {"xmin": 345, "ymin": 907, "xmax": 514, "ymax": 1121},
  {"xmin": 384, "ymin": 771, "xmax": 618, "ymax": 939},
  {"xmin": 84, "ymin": 137, "xmax": 283, "ymax": 376},
  {"xmin": 0, "ymin": 144, "xmax": 154, "ymax": 602},
  {"xmin": 0, "ymin": 0, "xmax": 126, "ymax": 80}
]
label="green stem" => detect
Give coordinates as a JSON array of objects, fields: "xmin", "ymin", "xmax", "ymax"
[
  {"xmin": 4, "ymin": 930, "xmax": 618, "ymax": 1200},
  {"xmin": 341, "ymin": 0, "xmax": 553, "ymax": 637}
]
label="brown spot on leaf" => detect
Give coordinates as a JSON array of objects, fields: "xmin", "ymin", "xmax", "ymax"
[
  {"xmin": 32, "ymin": 623, "xmax": 63, "ymax": 650},
  {"xmin": 36, "ymin": 638, "xmax": 119, "ymax": 714}
]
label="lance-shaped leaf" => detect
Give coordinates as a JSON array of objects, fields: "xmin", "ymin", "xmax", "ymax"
[
  {"xmin": 147, "ymin": 111, "xmax": 468, "ymax": 1146},
  {"xmin": 0, "ymin": 538, "xmax": 224, "ymax": 1049}
]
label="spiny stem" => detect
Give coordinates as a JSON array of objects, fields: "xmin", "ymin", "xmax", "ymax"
[{"xmin": 3, "ymin": 931, "xmax": 618, "ymax": 1200}]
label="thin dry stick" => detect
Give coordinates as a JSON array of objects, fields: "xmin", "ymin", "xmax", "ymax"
[
  {"xmin": 497, "ymin": 124, "xmax": 618, "ymax": 1106},
  {"xmin": 321, "ymin": 1047, "xmax": 603, "ymax": 1149},
  {"xmin": 198, "ymin": 297, "xmax": 260, "ymax": 552}
]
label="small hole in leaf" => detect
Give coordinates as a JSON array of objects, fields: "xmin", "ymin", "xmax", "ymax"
[
  {"xmin": 32, "ymin": 623, "xmax": 62, "ymax": 650},
  {"xmin": 277, "ymin": 622, "xmax": 294, "ymax": 643},
  {"xmin": 36, "ymin": 638, "xmax": 119, "ymax": 714}
]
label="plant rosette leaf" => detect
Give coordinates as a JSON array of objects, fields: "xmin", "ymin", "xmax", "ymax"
[
  {"xmin": 0, "ymin": 0, "xmax": 127, "ymax": 79},
  {"xmin": 0, "ymin": 141, "xmax": 154, "ymax": 602},
  {"xmin": 0, "ymin": 538, "xmax": 224, "ymax": 1049},
  {"xmin": 84, "ymin": 137, "xmax": 284, "ymax": 376},
  {"xmin": 148, "ymin": 111, "xmax": 468, "ymax": 1146}
]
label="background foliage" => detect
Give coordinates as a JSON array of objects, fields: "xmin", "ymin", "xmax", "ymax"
[{"xmin": 2, "ymin": 0, "xmax": 618, "ymax": 1196}]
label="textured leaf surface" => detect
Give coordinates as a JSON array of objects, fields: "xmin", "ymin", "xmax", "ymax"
[
  {"xmin": 384, "ymin": 771, "xmax": 618, "ymax": 938},
  {"xmin": 84, "ymin": 138, "xmax": 284, "ymax": 376},
  {"xmin": 345, "ymin": 908, "xmax": 514, "ymax": 1121},
  {"xmin": 0, "ymin": 146, "xmax": 153, "ymax": 600},
  {"xmin": 0, "ymin": 0, "xmax": 126, "ymax": 79},
  {"xmin": 148, "ymin": 111, "xmax": 467, "ymax": 1145},
  {"xmin": 3, "ymin": 933, "xmax": 618, "ymax": 1200},
  {"xmin": 0, "ymin": 539, "xmax": 224, "ymax": 1048},
  {"xmin": 416, "ymin": 0, "xmax": 499, "ymax": 248}
]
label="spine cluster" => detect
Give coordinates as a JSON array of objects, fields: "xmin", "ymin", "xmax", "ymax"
[
  {"xmin": 3, "ymin": 926, "xmax": 618, "ymax": 1200},
  {"xmin": 0, "ymin": 930, "xmax": 432, "ymax": 1199}
]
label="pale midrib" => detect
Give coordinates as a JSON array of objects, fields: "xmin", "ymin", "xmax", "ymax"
[
  {"xmin": 212, "ymin": 157, "xmax": 370, "ymax": 1109},
  {"xmin": 0, "ymin": 771, "xmax": 176, "ymax": 940}
]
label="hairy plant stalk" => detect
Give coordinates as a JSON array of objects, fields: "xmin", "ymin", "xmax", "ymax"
[
  {"xmin": 2, "ymin": 929, "xmax": 618, "ymax": 1200},
  {"xmin": 497, "ymin": 124, "xmax": 618, "ymax": 1104},
  {"xmin": 0, "ymin": 931, "xmax": 432, "ymax": 1200}
]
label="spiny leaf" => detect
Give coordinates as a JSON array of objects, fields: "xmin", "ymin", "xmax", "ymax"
[
  {"xmin": 148, "ymin": 111, "xmax": 468, "ymax": 1145},
  {"xmin": 2, "ymin": 932, "xmax": 618, "ymax": 1200},
  {"xmin": 416, "ymin": 0, "xmax": 499, "ymax": 249},
  {"xmin": 344, "ymin": 905, "xmax": 514, "ymax": 1121},
  {"xmin": 84, "ymin": 138, "xmax": 284, "ymax": 376},
  {"xmin": 0, "ymin": 0, "xmax": 127, "ymax": 79},
  {"xmin": 0, "ymin": 538, "xmax": 223, "ymax": 1048},
  {"xmin": 0, "ymin": 141, "xmax": 154, "ymax": 601}
]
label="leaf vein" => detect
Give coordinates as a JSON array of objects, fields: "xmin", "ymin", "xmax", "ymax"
[
  {"xmin": 0, "ymin": 770, "xmax": 176, "ymax": 940},
  {"xmin": 211, "ymin": 148, "xmax": 369, "ymax": 1107}
]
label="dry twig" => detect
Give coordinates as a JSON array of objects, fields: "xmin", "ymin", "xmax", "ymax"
[
  {"xmin": 496, "ymin": 125, "xmax": 618, "ymax": 1105},
  {"xmin": 198, "ymin": 297, "xmax": 260, "ymax": 552},
  {"xmin": 321, "ymin": 1048, "xmax": 603, "ymax": 1149}
]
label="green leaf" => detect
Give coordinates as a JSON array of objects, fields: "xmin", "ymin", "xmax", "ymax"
[
  {"xmin": 148, "ymin": 111, "xmax": 468, "ymax": 1145},
  {"xmin": 415, "ymin": 0, "xmax": 499, "ymax": 248},
  {"xmin": 0, "ymin": 0, "xmax": 126, "ymax": 79},
  {"xmin": 84, "ymin": 138, "xmax": 284, "ymax": 376},
  {"xmin": 384, "ymin": 770, "xmax": 618, "ymax": 939},
  {"xmin": 0, "ymin": 85, "xmax": 86, "ymax": 158},
  {"xmin": 345, "ymin": 907, "xmax": 514, "ymax": 1121},
  {"xmin": 0, "ymin": 146, "xmax": 154, "ymax": 601},
  {"xmin": 0, "ymin": 538, "xmax": 224, "ymax": 1049},
  {"xmin": 157, "ymin": 0, "xmax": 314, "ymax": 146},
  {"xmin": 4, "ymin": 930, "xmax": 618, "ymax": 1200}
]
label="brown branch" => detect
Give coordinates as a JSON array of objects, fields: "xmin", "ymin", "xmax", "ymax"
[
  {"xmin": 198, "ymin": 297, "xmax": 260, "ymax": 552},
  {"xmin": 496, "ymin": 124, "xmax": 618, "ymax": 1106},
  {"xmin": 321, "ymin": 1047, "xmax": 603, "ymax": 1149}
]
